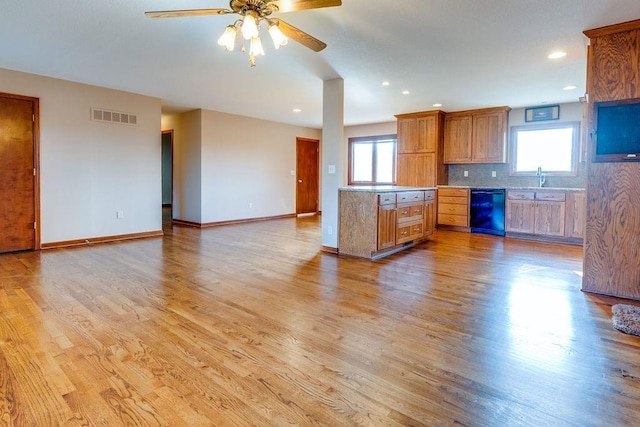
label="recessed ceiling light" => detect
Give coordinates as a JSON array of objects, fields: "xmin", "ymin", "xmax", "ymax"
[
  {"xmin": 402, "ymin": 90, "xmax": 410, "ymax": 95},
  {"xmin": 293, "ymin": 108, "xmax": 301, "ymax": 113},
  {"xmin": 563, "ymin": 85, "xmax": 577, "ymax": 91},
  {"xmin": 433, "ymin": 103, "xmax": 442, "ymax": 107},
  {"xmin": 382, "ymin": 81, "xmax": 390, "ymax": 86},
  {"xmin": 548, "ymin": 51, "xmax": 567, "ymax": 59}
]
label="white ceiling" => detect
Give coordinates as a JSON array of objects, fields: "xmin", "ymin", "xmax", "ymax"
[{"xmin": 2, "ymin": 0, "xmax": 640, "ymax": 128}]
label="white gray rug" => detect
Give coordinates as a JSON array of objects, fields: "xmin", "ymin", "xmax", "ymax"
[{"xmin": 612, "ymin": 304, "xmax": 640, "ymax": 336}]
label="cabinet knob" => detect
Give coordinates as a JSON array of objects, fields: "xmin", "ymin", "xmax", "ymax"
[{"xmin": 298, "ymin": 180, "xmax": 303, "ymax": 183}]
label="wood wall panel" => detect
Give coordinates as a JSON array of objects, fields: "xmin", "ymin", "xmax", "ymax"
[
  {"xmin": 588, "ymin": 30, "xmax": 640, "ymax": 101},
  {"xmin": 583, "ymin": 20, "xmax": 640, "ymax": 300}
]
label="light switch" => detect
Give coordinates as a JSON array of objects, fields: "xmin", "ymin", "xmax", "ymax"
[
  {"xmin": 464, "ymin": 170, "xmax": 469, "ymax": 177},
  {"xmin": 492, "ymin": 171, "xmax": 497, "ymax": 178},
  {"xmin": 328, "ymin": 165, "xmax": 336, "ymax": 174}
]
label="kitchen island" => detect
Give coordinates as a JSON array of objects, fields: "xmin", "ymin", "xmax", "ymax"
[{"xmin": 338, "ymin": 186, "xmax": 437, "ymax": 259}]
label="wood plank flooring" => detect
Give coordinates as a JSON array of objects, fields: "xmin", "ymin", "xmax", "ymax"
[{"xmin": 0, "ymin": 214, "xmax": 639, "ymax": 426}]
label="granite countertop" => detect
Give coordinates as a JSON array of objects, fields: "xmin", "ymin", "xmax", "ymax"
[
  {"xmin": 340, "ymin": 185, "xmax": 437, "ymax": 193},
  {"xmin": 437, "ymin": 185, "xmax": 585, "ymax": 191}
]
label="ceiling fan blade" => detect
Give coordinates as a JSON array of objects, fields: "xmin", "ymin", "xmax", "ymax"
[
  {"xmin": 145, "ymin": 9, "xmax": 231, "ymax": 18},
  {"xmin": 273, "ymin": 18, "xmax": 327, "ymax": 52},
  {"xmin": 270, "ymin": 0, "xmax": 341, "ymax": 13}
]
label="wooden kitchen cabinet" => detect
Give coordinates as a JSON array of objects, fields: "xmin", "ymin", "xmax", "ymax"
[
  {"xmin": 437, "ymin": 187, "xmax": 469, "ymax": 228},
  {"xmin": 339, "ymin": 188, "xmax": 435, "ymax": 259},
  {"xmin": 423, "ymin": 190, "xmax": 436, "ymax": 236},
  {"xmin": 565, "ymin": 191, "xmax": 586, "ymax": 239},
  {"xmin": 377, "ymin": 204, "xmax": 397, "ymax": 250},
  {"xmin": 505, "ymin": 192, "xmax": 535, "ymax": 234},
  {"xmin": 443, "ymin": 106, "xmax": 510, "ymax": 164},
  {"xmin": 395, "ymin": 110, "xmax": 446, "ymax": 187},
  {"xmin": 534, "ymin": 192, "xmax": 566, "ymax": 237},
  {"xmin": 442, "ymin": 115, "xmax": 472, "ymax": 163},
  {"xmin": 397, "ymin": 153, "xmax": 436, "ymax": 187},
  {"xmin": 506, "ymin": 190, "xmax": 583, "ymax": 241}
]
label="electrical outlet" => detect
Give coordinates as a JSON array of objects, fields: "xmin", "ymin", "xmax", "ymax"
[
  {"xmin": 116, "ymin": 210, "xmax": 124, "ymax": 219},
  {"xmin": 328, "ymin": 225, "xmax": 333, "ymax": 235},
  {"xmin": 328, "ymin": 165, "xmax": 336, "ymax": 174},
  {"xmin": 463, "ymin": 170, "xmax": 469, "ymax": 177},
  {"xmin": 492, "ymin": 171, "xmax": 497, "ymax": 178}
]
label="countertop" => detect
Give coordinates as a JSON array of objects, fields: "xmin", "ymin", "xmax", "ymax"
[
  {"xmin": 340, "ymin": 186, "xmax": 437, "ymax": 193},
  {"xmin": 437, "ymin": 185, "xmax": 585, "ymax": 192}
]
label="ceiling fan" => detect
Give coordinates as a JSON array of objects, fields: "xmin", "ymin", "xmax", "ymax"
[{"xmin": 145, "ymin": 0, "xmax": 342, "ymax": 66}]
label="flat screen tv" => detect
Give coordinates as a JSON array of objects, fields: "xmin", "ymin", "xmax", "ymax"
[{"xmin": 593, "ymin": 97, "xmax": 640, "ymax": 162}]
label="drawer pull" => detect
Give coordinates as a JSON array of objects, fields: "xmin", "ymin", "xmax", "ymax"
[
  {"xmin": 401, "ymin": 210, "xmax": 409, "ymax": 215},
  {"xmin": 401, "ymin": 231, "xmax": 408, "ymax": 236}
]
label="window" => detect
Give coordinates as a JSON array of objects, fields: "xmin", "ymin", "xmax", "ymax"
[
  {"xmin": 348, "ymin": 134, "xmax": 397, "ymax": 185},
  {"xmin": 510, "ymin": 122, "xmax": 580, "ymax": 176}
]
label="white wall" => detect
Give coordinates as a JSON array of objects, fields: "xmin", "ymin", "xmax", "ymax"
[
  {"xmin": 0, "ymin": 67, "xmax": 162, "ymax": 244},
  {"xmin": 164, "ymin": 109, "xmax": 321, "ymax": 224}
]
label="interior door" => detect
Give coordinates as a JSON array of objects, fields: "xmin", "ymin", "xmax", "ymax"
[
  {"xmin": 0, "ymin": 93, "xmax": 39, "ymax": 253},
  {"xmin": 296, "ymin": 137, "xmax": 319, "ymax": 214}
]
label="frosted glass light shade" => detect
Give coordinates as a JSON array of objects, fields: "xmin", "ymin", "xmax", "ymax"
[{"xmin": 217, "ymin": 25, "xmax": 236, "ymax": 51}]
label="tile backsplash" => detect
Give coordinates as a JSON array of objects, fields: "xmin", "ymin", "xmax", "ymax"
[{"xmin": 447, "ymin": 162, "xmax": 586, "ymax": 188}]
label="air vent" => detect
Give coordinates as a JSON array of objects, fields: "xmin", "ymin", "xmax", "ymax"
[{"xmin": 91, "ymin": 108, "xmax": 138, "ymax": 126}]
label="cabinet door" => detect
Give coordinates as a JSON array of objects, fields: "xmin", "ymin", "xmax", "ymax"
[
  {"xmin": 396, "ymin": 153, "xmax": 435, "ymax": 187},
  {"xmin": 473, "ymin": 112, "xmax": 506, "ymax": 163},
  {"xmin": 443, "ymin": 115, "xmax": 472, "ymax": 163},
  {"xmin": 377, "ymin": 205, "xmax": 397, "ymax": 250},
  {"xmin": 397, "ymin": 118, "xmax": 416, "ymax": 154},
  {"xmin": 534, "ymin": 201, "xmax": 566, "ymax": 236},
  {"xmin": 506, "ymin": 199, "xmax": 535, "ymax": 233},
  {"xmin": 417, "ymin": 115, "xmax": 437, "ymax": 153},
  {"xmin": 565, "ymin": 192, "xmax": 586, "ymax": 239},
  {"xmin": 424, "ymin": 200, "xmax": 435, "ymax": 236}
]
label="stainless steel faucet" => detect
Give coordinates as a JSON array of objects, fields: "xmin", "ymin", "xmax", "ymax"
[{"xmin": 536, "ymin": 166, "xmax": 546, "ymax": 187}]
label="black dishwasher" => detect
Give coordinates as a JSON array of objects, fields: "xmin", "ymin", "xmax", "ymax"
[{"xmin": 470, "ymin": 188, "xmax": 506, "ymax": 236}]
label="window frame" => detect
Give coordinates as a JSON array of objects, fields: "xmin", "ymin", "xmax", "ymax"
[
  {"xmin": 348, "ymin": 134, "xmax": 397, "ymax": 185},
  {"xmin": 509, "ymin": 121, "xmax": 580, "ymax": 177}
]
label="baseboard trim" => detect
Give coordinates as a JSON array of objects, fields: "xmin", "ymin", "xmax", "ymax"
[
  {"xmin": 173, "ymin": 213, "xmax": 297, "ymax": 229},
  {"xmin": 321, "ymin": 245, "xmax": 338, "ymax": 255},
  {"xmin": 42, "ymin": 230, "xmax": 164, "ymax": 250}
]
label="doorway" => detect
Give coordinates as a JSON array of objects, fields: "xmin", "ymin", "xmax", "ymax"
[
  {"xmin": 296, "ymin": 137, "xmax": 319, "ymax": 215},
  {"xmin": 161, "ymin": 130, "xmax": 173, "ymax": 228},
  {"xmin": 0, "ymin": 92, "xmax": 40, "ymax": 253}
]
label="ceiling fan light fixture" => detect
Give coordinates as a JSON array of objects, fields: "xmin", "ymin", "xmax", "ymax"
[
  {"xmin": 217, "ymin": 25, "xmax": 237, "ymax": 51},
  {"xmin": 268, "ymin": 21, "xmax": 288, "ymax": 49},
  {"xmin": 250, "ymin": 36, "xmax": 265, "ymax": 57},
  {"xmin": 241, "ymin": 10, "xmax": 259, "ymax": 40}
]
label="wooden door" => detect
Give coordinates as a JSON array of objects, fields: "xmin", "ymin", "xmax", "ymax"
[
  {"xmin": 396, "ymin": 117, "xmax": 416, "ymax": 153},
  {"xmin": 565, "ymin": 192, "xmax": 586, "ymax": 239},
  {"xmin": 0, "ymin": 93, "xmax": 39, "ymax": 253},
  {"xmin": 296, "ymin": 137, "xmax": 319, "ymax": 214},
  {"xmin": 473, "ymin": 112, "xmax": 506, "ymax": 163},
  {"xmin": 534, "ymin": 201, "xmax": 566, "ymax": 237},
  {"xmin": 377, "ymin": 204, "xmax": 396, "ymax": 250},
  {"xmin": 505, "ymin": 199, "xmax": 535, "ymax": 233},
  {"xmin": 396, "ymin": 153, "xmax": 435, "ymax": 187},
  {"xmin": 443, "ymin": 115, "xmax": 472, "ymax": 163},
  {"xmin": 417, "ymin": 115, "xmax": 437, "ymax": 153}
]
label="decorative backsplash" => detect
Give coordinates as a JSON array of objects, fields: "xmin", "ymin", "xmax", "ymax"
[{"xmin": 447, "ymin": 163, "xmax": 586, "ymax": 188}]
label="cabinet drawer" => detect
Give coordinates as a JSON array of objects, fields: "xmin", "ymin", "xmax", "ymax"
[
  {"xmin": 536, "ymin": 191, "xmax": 566, "ymax": 202},
  {"xmin": 397, "ymin": 222, "xmax": 423, "ymax": 244},
  {"xmin": 397, "ymin": 203, "xmax": 423, "ymax": 221},
  {"xmin": 438, "ymin": 195, "xmax": 468, "ymax": 204},
  {"xmin": 507, "ymin": 191, "xmax": 535, "ymax": 201},
  {"xmin": 438, "ymin": 188, "xmax": 469, "ymax": 198},
  {"xmin": 438, "ymin": 213, "xmax": 469, "ymax": 227},
  {"xmin": 378, "ymin": 193, "xmax": 397, "ymax": 205},
  {"xmin": 438, "ymin": 203, "xmax": 468, "ymax": 216},
  {"xmin": 425, "ymin": 190, "xmax": 436, "ymax": 201},
  {"xmin": 397, "ymin": 191, "xmax": 425, "ymax": 203}
]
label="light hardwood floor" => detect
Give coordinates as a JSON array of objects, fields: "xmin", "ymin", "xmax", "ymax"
[{"xmin": 0, "ymin": 214, "xmax": 638, "ymax": 426}]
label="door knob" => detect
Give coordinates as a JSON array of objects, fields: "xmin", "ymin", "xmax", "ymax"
[{"xmin": 298, "ymin": 179, "xmax": 303, "ymax": 183}]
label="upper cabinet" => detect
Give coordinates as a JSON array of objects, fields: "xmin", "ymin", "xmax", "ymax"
[
  {"xmin": 395, "ymin": 110, "xmax": 447, "ymax": 186},
  {"xmin": 443, "ymin": 106, "xmax": 510, "ymax": 164}
]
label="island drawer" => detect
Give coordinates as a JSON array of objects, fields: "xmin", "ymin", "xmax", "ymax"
[{"xmin": 397, "ymin": 191, "xmax": 425, "ymax": 203}]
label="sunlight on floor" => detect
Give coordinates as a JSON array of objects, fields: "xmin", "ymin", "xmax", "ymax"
[{"xmin": 507, "ymin": 280, "xmax": 574, "ymax": 371}]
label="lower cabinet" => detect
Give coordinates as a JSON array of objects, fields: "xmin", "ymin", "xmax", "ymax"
[
  {"xmin": 506, "ymin": 190, "xmax": 583, "ymax": 242},
  {"xmin": 437, "ymin": 187, "xmax": 469, "ymax": 227},
  {"xmin": 338, "ymin": 188, "xmax": 436, "ymax": 259}
]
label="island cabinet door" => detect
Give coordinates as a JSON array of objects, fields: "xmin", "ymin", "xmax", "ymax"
[
  {"xmin": 505, "ymin": 199, "xmax": 535, "ymax": 233},
  {"xmin": 377, "ymin": 204, "xmax": 397, "ymax": 250}
]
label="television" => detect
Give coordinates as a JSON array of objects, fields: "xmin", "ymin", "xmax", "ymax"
[{"xmin": 593, "ymin": 97, "xmax": 640, "ymax": 162}]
